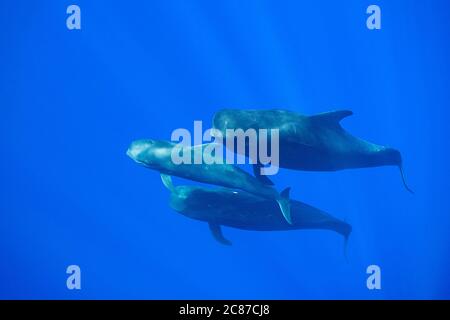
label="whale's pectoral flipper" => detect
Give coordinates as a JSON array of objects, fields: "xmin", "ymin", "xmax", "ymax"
[
  {"xmin": 208, "ymin": 223, "xmax": 232, "ymax": 246},
  {"xmin": 252, "ymin": 164, "xmax": 274, "ymax": 185},
  {"xmin": 160, "ymin": 173, "xmax": 175, "ymax": 192},
  {"xmin": 277, "ymin": 187, "xmax": 292, "ymax": 225},
  {"xmin": 310, "ymin": 110, "xmax": 353, "ymax": 127}
]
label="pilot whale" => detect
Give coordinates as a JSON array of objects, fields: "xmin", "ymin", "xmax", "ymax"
[
  {"xmin": 127, "ymin": 139, "xmax": 292, "ymax": 223},
  {"xmin": 213, "ymin": 108, "xmax": 413, "ymax": 192},
  {"xmin": 160, "ymin": 176, "xmax": 351, "ymax": 246}
]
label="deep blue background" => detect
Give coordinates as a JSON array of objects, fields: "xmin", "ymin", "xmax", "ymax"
[{"xmin": 1, "ymin": 0, "xmax": 449, "ymax": 299}]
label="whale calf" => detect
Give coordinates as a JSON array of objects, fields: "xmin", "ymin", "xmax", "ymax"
[
  {"xmin": 127, "ymin": 139, "xmax": 292, "ymax": 223},
  {"xmin": 213, "ymin": 108, "xmax": 413, "ymax": 192},
  {"xmin": 162, "ymin": 178, "xmax": 351, "ymax": 246}
]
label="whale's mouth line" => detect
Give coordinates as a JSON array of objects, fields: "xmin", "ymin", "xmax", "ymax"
[
  {"xmin": 126, "ymin": 149, "xmax": 151, "ymax": 168},
  {"xmin": 132, "ymin": 158, "xmax": 151, "ymax": 168},
  {"xmin": 130, "ymin": 157, "xmax": 156, "ymax": 170}
]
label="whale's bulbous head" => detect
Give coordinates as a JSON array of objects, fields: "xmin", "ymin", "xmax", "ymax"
[{"xmin": 126, "ymin": 139, "xmax": 171, "ymax": 169}]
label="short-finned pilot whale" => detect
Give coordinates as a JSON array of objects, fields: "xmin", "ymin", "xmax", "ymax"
[
  {"xmin": 213, "ymin": 108, "xmax": 413, "ymax": 193},
  {"xmin": 127, "ymin": 139, "xmax": 292, "ymax": 223},
  {"xmin": 160, "ymin": 175, "xmax": 351, "ymax": 246}
]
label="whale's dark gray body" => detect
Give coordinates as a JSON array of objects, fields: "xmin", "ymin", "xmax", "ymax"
[
  {"xmin": 213, "ymin": 108, "xmax": 412, "ymax": 192},
  {"xmin": 126, "ymin": 139, "xmax": 292, "ymax": 223},
  {"xmin": 167, "ymin": 183, "xmax": 351, "ymax": 245}
]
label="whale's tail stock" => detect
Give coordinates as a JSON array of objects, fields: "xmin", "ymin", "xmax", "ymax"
[{"xmin": 277, "ymin": 187, "xmax": 292, "ymax": 224}]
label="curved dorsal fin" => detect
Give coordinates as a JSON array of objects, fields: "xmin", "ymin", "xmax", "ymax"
[{"xmin": 310, "ymin": 110, "xmax": 353, "ymax": 125}]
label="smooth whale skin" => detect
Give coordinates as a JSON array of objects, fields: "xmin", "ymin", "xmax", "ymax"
[
  {"xmin": 213, "ymin": 108, "xmax": 412, "ymax": 192},
  {"xmin": 127, "ymin": 139, "xmax": 292, "ymax": 223},
  {"xmin": 167, "ymin": 183, "xmax": 352, "ymax": 246}
]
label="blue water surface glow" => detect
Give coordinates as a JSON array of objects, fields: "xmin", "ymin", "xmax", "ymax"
[{"xmin": 1, "ymin": 0, "xmax": 449, "ymax": 299}]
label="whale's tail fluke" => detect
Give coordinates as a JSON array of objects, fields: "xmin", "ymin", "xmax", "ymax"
[
  {"xmin": 277, "ymin": 187, "xmax": 292, "ymax": 224},
  {"xmin": 399, "ymin": 165, "xmax": 414, "ymax": 194},
  {"xmin": 343, "ymin": 233, "xmax": 349, "ymax": 263},
  {"xmin": 340, "ymin": 218, "xmax": 351, "ymax": 262}
]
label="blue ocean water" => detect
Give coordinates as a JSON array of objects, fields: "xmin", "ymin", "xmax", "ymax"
[{"xmin": 1, "ymin": 0, "xmax": 449, "ymax": 299}]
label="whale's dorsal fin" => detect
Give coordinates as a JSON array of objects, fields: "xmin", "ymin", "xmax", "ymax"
[
  {"xmin": 160, "ymin": 173, "xmax": 175, "ymax": 192},
  {"xmin": 310, "ymin": 110, "xmax": 353, "ymax": 126},
  {"xmin": 208, "ymin": 223, "xmax": 232, "ymax": 246},
  {"xmin": 277, "ymin": 187, "xmax": 292, "ymax": 224}
]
